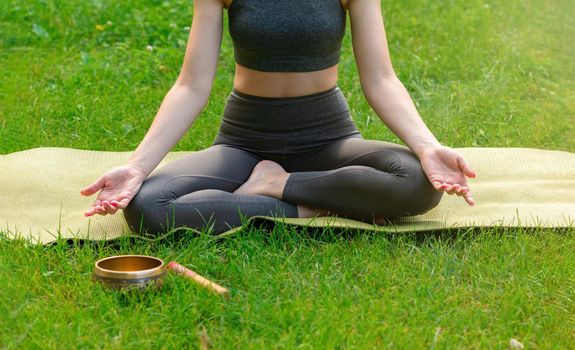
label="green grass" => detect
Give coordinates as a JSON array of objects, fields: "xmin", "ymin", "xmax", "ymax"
[{"xmin": 1, "ymin": 0, "xmax": 574, "ymax": 348}]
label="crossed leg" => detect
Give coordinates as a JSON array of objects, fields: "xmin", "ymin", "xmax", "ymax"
[
  {"xmin": 123, "ymin": 138, "xmax": 443, "ymax": 235},
  {"xmin": 123, "ymin": 144, "xmax": 298, "ymax": 235},
  {"xmin": 235, "ymin": 137, "xmax": 443, "ymax": 223}
]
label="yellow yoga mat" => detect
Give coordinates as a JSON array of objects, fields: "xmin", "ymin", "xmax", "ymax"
[{"xmin": 1, "ymin": 147, "xmax": 574, "ymax": 244}]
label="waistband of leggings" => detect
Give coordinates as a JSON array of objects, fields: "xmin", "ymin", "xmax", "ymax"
[{"xmin": 231, "ymin": 85, "xmax": 340, "ymax": 104}]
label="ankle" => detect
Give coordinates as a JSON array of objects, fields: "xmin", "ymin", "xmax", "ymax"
[{"xmin": 275, "ymin": 173, "xmax": 291, "ymax": 199}]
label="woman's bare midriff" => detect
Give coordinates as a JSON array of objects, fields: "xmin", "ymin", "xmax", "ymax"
[{"xmin": 233, "ymin": 63, "xmax": 339, "ymax": 98}]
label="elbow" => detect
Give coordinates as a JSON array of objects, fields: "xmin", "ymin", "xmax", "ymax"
[
  {"xmin": 174, "ymin": 77, "xmax": 213, "ymax": 108},
  {"xmin": 359, "ymin": 73, "xmax": 401, "ymax": 104}
]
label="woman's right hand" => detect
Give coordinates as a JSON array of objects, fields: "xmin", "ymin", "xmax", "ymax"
[{"xmin": 80, "ymin": 165, "xmax": 147, "ymax": 217}]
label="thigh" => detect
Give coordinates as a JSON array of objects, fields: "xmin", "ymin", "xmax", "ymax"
[
  {"xmin": 293, "ymin": 137, "xmax": 422, "ymax": 177},
  {"xmin": 140, "ymin": 144, "xmax": 262, "ymax": 202}
]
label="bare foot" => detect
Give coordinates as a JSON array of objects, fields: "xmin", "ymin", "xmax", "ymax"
[
  {"xmin": 297, "ymin": 205, "xmax": 331, "ymax": 218},
  {"xmin": 234, "ymin": 160, "xmax": 290, "ymax": 199}
]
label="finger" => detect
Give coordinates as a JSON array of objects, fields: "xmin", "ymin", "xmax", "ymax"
[
  {"xmin": 453, "ymin": 184, "xmax": 469, "ymax": 196},
  {"xmin": 457, "ymin": 156, "xmax": 476, "ymax": 178},
  {"xmin": 101, "ymin": 200, "xmax": 112, "ymax": 213},
  {"xmin": 102, "ymin": 201, "xmax": 117, "ymax": 215},
  {"xmin": 84, "ymin": 208, "xmax": 97, "ymax": 217},
  {"xmin": 464, "ymin": 191, "xmax": 475, "ymax": 206},
  {"xmin": 84, "ymin": 203, "xmax": 107, "ymax": 217},
  {"xmin": 447, "ymin": 183, "xmax": 465, "ymax": 196},
  {"xmin": 446, "ymin": 187, "xmax": 457, "ymax": 195},
  {"xmin": 106, "ymin": 201, "xmax": 119, "ymax": 215},
  {"xmin": 112, "ymin": 197, "xmax": 131, "ymax": 209},
  {"xmin": 456, "ymin": 186, "xmax": 469, "ymax": 194},
  {"xmin": 96, "ymin": 206, "xmax": 108, "ymax": 216},
  {"xmin": 438, "ymin": 183, "xmax": 451, "ymax": 194},
  {"xmin": 455, "ymin": 186, "xmax": 469, "ymax": 197},
  {"xmin": 431, "ymin": 180, "xmax": 444, "ymax": 192},
  {"xmin": 80, "ymin": 176, "xmax": 107, "ymax": 196},
  {"xmin": 451, "ymin": 184, "xmax": 465, "ymax": 196},
  {"xmin": 95, "ymin": 205, "xmax": 107, "ymax": 215},
  {"xmin": 84, "ymin": 204, "xmax": 101, "ymax": 217}
]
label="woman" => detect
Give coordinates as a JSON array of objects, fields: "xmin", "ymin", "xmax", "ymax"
[{"xmin": 80, "ymin": 0, "xmax": 476, "ymax": 235}]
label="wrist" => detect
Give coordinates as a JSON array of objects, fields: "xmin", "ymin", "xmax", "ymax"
[
  {"xmin": 412, "ymin": 140, "xmax": 443, "ymax": 158},
  {"xmin": 126, "ymin": 161, "xmax": 149, "ymax": 178}
]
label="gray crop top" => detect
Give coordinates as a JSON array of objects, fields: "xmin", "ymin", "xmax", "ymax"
[{"xmin": 228, "ymin": 0, "xmax": 346, "ymax": 72}]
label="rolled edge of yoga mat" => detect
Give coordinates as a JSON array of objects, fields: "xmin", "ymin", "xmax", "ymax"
[{"xmin": 167, "ymin": 261, "xmax": 231, "ymax": 298}]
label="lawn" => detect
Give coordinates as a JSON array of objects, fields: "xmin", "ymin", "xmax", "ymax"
[{"xmin": 1, "ymin": 0, "xmax": 574, "ymax": 348}]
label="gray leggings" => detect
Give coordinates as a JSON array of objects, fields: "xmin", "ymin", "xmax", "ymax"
[{"xmin": 123, "ymin": 86, "xmax": 442, "ymax": 235}]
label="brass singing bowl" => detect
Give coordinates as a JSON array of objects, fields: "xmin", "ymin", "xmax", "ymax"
[{"xmin": 92, "ymin": 255, "xmax": 167, "ymax": 291}]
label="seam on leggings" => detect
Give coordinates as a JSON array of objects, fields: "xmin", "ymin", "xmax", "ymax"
[
  {"xmin": 332, "ymin": 150, "xmax": 405, "ymax": 177},
  {"xmin": 170, "ymin": 196, "xmax": 297, "ymax": 217},
  {"xmin": 286, "ymin": 134, "xmax": 362, "ymax": 168},
  {"xmin": 288, "ymin": 166, "xmax": 397, "ymax": 183},
  {"xmin": 213, "ymin": 143, "xmax": 266, "ymax": 161},
  {"xmin": 160, "ymin": 175, "xmax": 245, "ymax": 199},
  {"xmin": 212, "ymin": 140, "xmax": 267, "ymax": 162}
]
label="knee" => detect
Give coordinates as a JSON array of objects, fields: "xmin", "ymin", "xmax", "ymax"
[
  {"xmin": 123, "ymin": 181, "xmax": 169, "ymax": 236},
  {"xmin": 403, "ymin": 166, "xmax": 443, "ymax": 216},
  {"xmin": 389, "ymin": 151, "xmax": 442, "ymax": 216},
  {"xmin": 410, "ymin": 185, "xmax": 443, "ymax": 216}
]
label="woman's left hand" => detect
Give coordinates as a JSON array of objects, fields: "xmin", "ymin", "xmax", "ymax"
[{"xmin": 418, "ymin": 145, "xmax": 477, "ymax": 206}]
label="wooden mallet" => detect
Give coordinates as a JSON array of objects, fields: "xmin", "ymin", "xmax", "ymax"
[{"xmin": 167, "ymin": 261, "xmax": 230, "ymax": 298}]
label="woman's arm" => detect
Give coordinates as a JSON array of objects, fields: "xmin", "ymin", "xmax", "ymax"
[
  {"xmin": 348, "ymin": 0, "xmax": 476, "ymax": 205},
  {"xmin": 348, "ymin": 0, "xmax": 439, "ymax": 156},
  {"xmin": 126, "ymin": 0, "xmax": 224, "ymax": 177}
]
